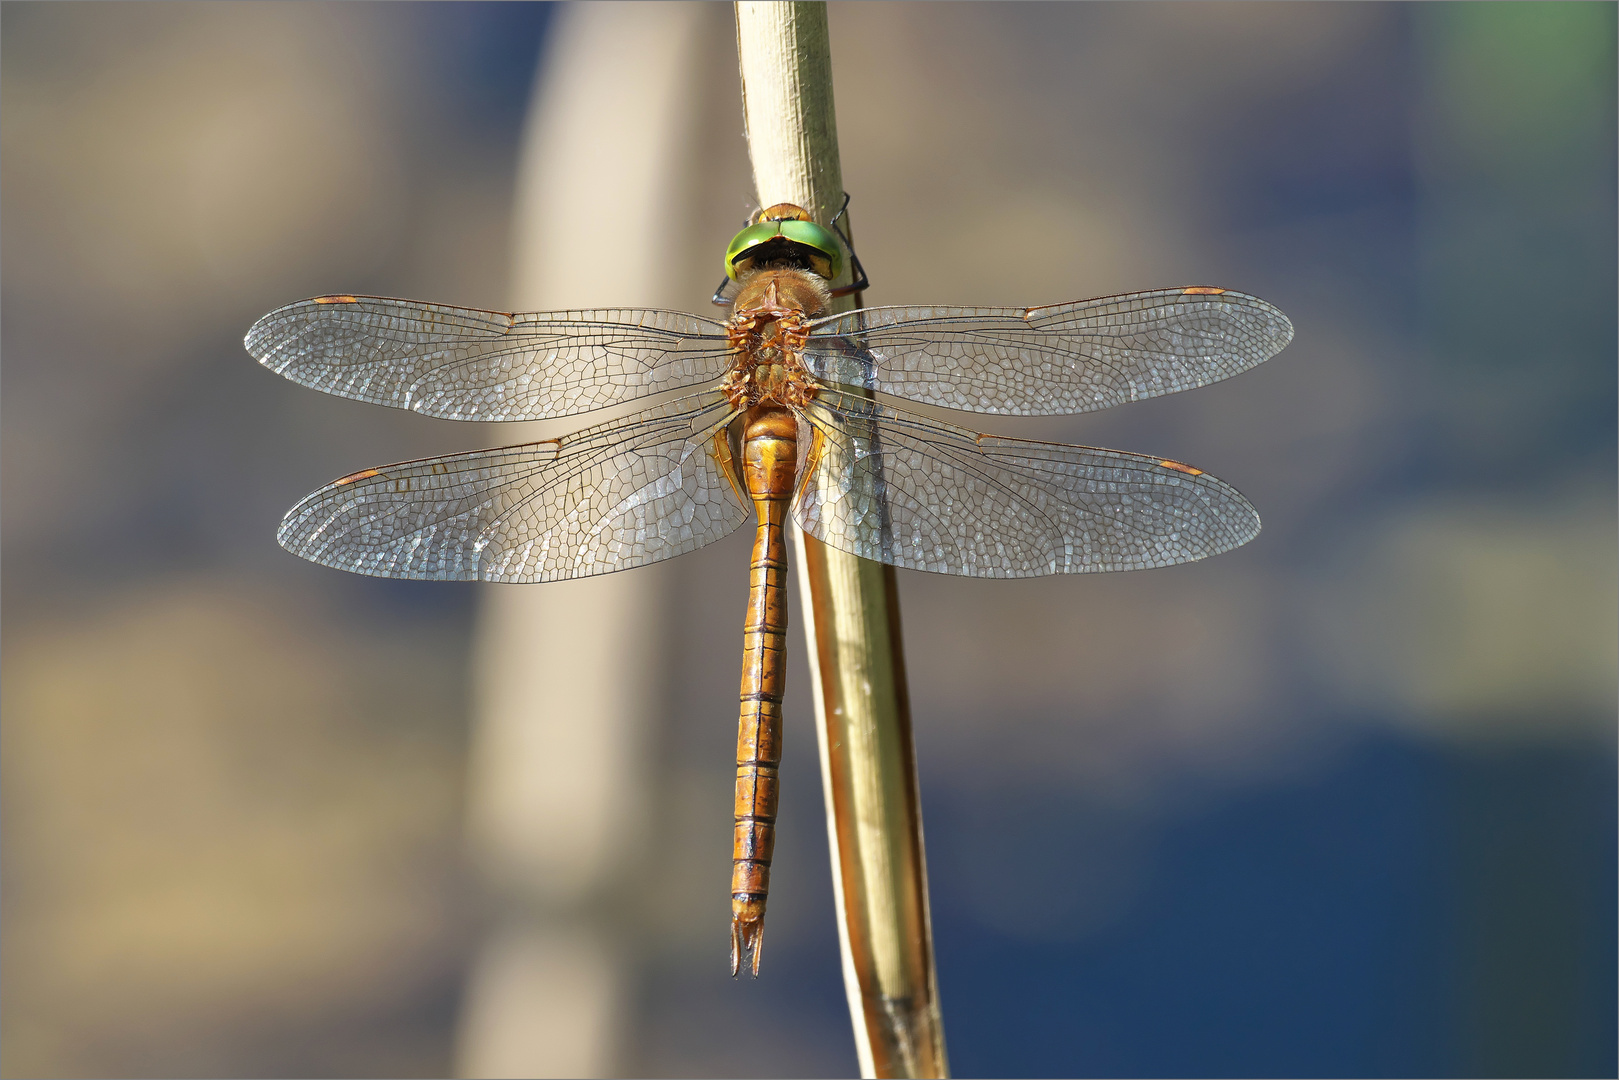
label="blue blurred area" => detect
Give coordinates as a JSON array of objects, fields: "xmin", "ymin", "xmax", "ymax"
[
  {"xmin": 411, "ymin": 2, "xmax": 553, "ymax": 137},
  {"xmin": 930, "ymin": 729, "xmax": 1617, "ymax": 1078}
]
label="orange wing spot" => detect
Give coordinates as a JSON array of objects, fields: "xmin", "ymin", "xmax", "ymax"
[
  {"xmin": 1181, "ymin": 286, "xmax": 1226, "ymax": 296},
  {"xmin": 313, "ymin": 294, "xmax": 359, "ymax": 304},
  {"xmin": 1158, "ymin": 459, "xmax": 1203, "ymax": 476},
  {"xmin": 334, "ymin": 467, "xmax": 381, "ymax": 485}
]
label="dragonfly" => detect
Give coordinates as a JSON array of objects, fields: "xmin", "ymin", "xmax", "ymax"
[{"xmin": 246, "ymin": 201, "xmax": 1292, "ymax": 976}]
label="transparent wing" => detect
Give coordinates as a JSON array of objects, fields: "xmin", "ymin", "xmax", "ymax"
[
  {"xmin": 794, "ymin": 390, "xmax": 1259, "ymax": 577},
  {"xmin": 278, "ymin": 392, "xmax": 747, "ymax": 582},
  {"xmin": 247, "ymin": 295, "xmax": 735, "ymax": 421},
  {"xmin": 801, "ymin": 287, "xmax": 1292, "ymax": 416}
]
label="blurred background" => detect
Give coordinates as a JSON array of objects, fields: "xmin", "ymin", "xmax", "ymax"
[{"xmin": 2, "ymin": 2, "xmax": 1613, "ymax": 1077}]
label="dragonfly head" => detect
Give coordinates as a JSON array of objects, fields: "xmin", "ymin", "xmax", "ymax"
[{"xmin": 724, "ymin": 203, "xmax": 844, "ymax": 283}]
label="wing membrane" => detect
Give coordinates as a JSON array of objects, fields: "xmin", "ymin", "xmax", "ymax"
[
  {"xmin": 278, "ymin": 393, "xmax": 747, "ymax": 582},
  {"xmin": 247, "ymin": 295, "xmax": 734, "ymax": 421},
  {"xmin": 794, "ymin": 391, "xmax": 1259, "ymax": 577},
  {"xmin": 801, "ymin": 288, "xmax": 1291, "ymax": 416}
]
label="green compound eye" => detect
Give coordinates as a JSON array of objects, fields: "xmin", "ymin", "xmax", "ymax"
[
  {"xmin": 779, "ymin": 220, "xmax": 842, "ymax": 277},
  {"xmin": 724, "ymin": 223, "xmax": 780, "ymax": 279},
  {"xmin": 724, "ymin": 218, "xmax": 844, "ymax": 282}
]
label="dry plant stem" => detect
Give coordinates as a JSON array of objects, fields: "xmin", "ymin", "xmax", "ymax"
[{"xmin": 734, "ymin": 3, "xmax": 948, "ymax": 1077}]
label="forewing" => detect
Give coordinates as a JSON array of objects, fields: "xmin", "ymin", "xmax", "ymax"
[
  {"xmin": 247, "ymin": 295, "xmax": 734, "ymax": 421},
  {"xmin": 278, "ymin": 393, "xmax": 747, "ymax": 582},
  {"xmin": 794, "ymin": 391, "xmax": 1259, "ymax": 577},
  {"xmin": 801, "ymin": 288, "xmax": 1292, "ymax": 415}
]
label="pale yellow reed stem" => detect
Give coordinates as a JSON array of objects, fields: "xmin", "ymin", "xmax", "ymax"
[{"xmin": 733, "ymin": 4, "xmax": 948, "ymax": 1076}]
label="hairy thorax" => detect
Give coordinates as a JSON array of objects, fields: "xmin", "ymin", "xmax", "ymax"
[{"xmin": 723, "ymin": 267, "xmax": 830, "ymax": 410}]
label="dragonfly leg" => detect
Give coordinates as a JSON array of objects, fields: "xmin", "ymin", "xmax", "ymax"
[{"xmin": 826, "ymin": 191, "xmax": 870, "ymax": 299}]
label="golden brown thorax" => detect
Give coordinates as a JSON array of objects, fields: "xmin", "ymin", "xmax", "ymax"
[
  {"xmin": 723, "ymin": 267, "xmax": 828, "ymax": 412},
  {"xmin": 732, "ymin": 266, "xmax": 829, "ymax": 318}
]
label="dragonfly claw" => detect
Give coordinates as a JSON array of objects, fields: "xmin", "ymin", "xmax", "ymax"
[{"xmin": 731, "ymin": 913, "xmax": 766, "ymax": 977}]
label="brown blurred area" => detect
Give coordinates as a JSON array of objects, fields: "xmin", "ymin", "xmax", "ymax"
[
  {"xmin": 2, "ymin": 4, "xmax": 519, "ymax": 1074},
  {"xmin": 3, "ymin": 3, "xmax": 1614, "ymax": 1078},
  {"xmin": 3, "ymin": 581, "xmax": 467, "ymax": 1074}
]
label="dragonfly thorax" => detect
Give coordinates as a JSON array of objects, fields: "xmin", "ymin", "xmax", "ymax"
[
  {"xmin": 732, "ymin": 266, "xmax": 829, "ymax": 316},
  {"xmin": 723, "ymin": 268, "xmax": 827, "ymax": 410}
]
